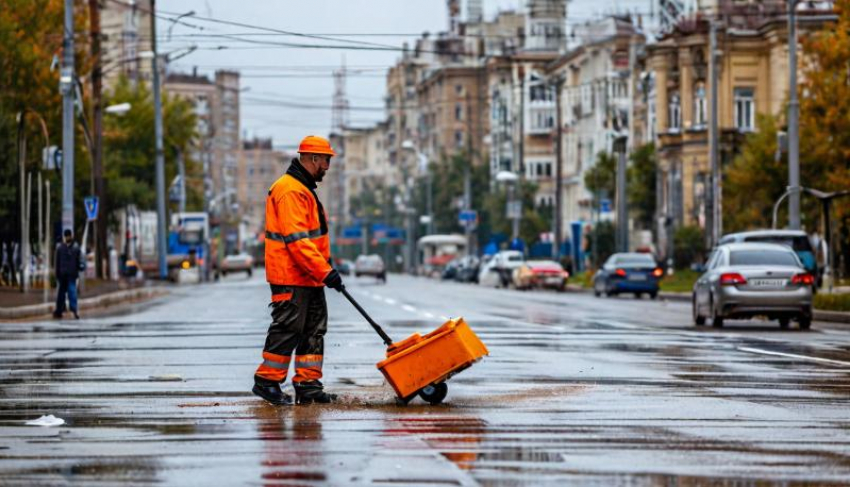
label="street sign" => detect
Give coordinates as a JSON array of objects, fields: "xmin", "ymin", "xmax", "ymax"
[
  {"xmin": 42, "ymin": 146, "xmax": 61, "ymax": 170},
  {"xmin": 601, "ymin": 199, "xmax": 612, "ymax": 213},
  {"xmin": 84, "ymin": 196, "xmax": 99, "ymax": 221},
  {"xmin": 459, "ymin": 209, "xmax": 478, "ymax": 228}
]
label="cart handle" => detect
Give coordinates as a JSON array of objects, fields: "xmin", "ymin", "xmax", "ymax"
[{"xmin": 340, "ymin": 287, "xmax": 394, "ymax": 347}]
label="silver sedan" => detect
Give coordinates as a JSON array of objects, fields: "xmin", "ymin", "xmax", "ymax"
[{"xmin": 692, "ymin": 242, "xmax": 814, "ymax": 329}]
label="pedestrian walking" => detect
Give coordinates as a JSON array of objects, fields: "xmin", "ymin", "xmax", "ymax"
[
  {"xmin": 53, "ymin": 229, "xmax": 83, "ymax": 319},
  {"xmin": 252, "ymin": 135, "xmax": 345, "ymax": 406}
]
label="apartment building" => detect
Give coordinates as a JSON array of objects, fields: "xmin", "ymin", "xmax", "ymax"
[
  {"xmin": 646, "ymin": 3, "xmax": 831, "ymax": 235},
  {"xmin": 235, "ymin": 138, "xmax": 288, "ymax": 239},
  {"xmin": 547, "ymin": 17, "xmax": 644, "ymax": 231}
]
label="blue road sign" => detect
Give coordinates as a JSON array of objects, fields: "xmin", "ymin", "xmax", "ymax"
[
  {"xmin": 84, "ymin": 196, "xmax": 99, "ymax": 221},
  {"xmin": 600, "ymin": 199, "xmax": 612, "ymax": 213}
]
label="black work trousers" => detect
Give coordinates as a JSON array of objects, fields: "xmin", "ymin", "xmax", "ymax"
[{"xmin": 255, "ymin": 286, "xmax": 328, "ymax": 386}]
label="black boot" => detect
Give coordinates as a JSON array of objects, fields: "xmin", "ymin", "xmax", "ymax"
[
  {"xmin": 252, "ymin": 381, "xmax": 293, "ymax": 406},
  {"xmin": 294, "ymin": 380, "xmax": 338, "ymax": 404}
]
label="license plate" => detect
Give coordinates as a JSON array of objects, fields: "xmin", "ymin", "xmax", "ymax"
[
  {"xmin": 750, "ymin": 279, "xmax": 785, "ymax": 288},
  {"xmin": 545, "ymin": 277, "xmax": 562, "ymax": 285},
  {"xmin": 628, "ymin": 273, "xmax": 646, "ymax": 281}
]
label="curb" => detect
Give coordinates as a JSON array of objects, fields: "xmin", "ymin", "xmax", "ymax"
[
  {"xmin": 813, "ymin": 309, "xmax": 850, "ymax": 324},
  {"xmin": 0, "ymin": 286, "xmax": 168, "ymax": 320},
  {"xmin": 569, "ymin": 286, "xmax": 850, "ymax": 324}
]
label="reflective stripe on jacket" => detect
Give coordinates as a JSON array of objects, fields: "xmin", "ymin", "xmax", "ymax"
[{"xmin": 265, "ymin": 160, "xmax": 332, "ymax": 287}]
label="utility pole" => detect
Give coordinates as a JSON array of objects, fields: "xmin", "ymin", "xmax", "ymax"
[
  {"xmin": 150, "ymin": 0, "xmax": 168, "ymax": 279},
  {"xmin": 177, "ymin": 148, "xmax": 186, "ymax": 213},
  {"xmin": 709, "ymin": 20, "xmax": 721, "ymax": 246},
  {"xmin": 615, "ymin": 138, "xmax": 628, "ymax": 253},
  {"xmin": 89, "ymin": 0, "xmax": 106, "ymax": 279},
  {"xmin": 553, "ymin": 76, "xmax": 564, "ymax": 261},
  {"xmin": 787, "ymin": 0, "xmax": 801, "ymax": 230},
  {"xmin": 61, "ymin": 0, "xmax": 75, "ymax": 233}
]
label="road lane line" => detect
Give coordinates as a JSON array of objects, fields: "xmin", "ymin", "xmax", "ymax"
[
  {"xmin": 384, "ymin": 298, "xmax": 397, "ymax": 305},
  {"xmin": 401, "ymin": 305, "xmax": 417, "ymax": 313},
  {"xmin": 421, "ymin": 312, "xmax": 435, "ymax": 319},
  {"xmin": 737, "ymin": 347, "xmax": 850, "ymax": 367}
]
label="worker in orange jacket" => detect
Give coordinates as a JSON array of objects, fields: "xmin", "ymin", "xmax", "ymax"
[{"xmin": 252, "ymin": 135, "xmax": 345, "ymax": 405}]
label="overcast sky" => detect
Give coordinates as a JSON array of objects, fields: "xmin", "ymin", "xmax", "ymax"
[{"xmin": 162, "ymin": 0, "xmax": 651, "ymax": 150}]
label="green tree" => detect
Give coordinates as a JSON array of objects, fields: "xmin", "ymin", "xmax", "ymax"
[
  {"xmin": 628, "ymin": 143, "xmax": 656, "ymax": 230},
  {"xmin": 0, "ymin": 0, "xmax": 82, "ymax": 240},
  {"xmin": 584, "ymin": 151, "xmax": 616, "ymax": 199},
  {"xmin": 673, "ymin": 225, "xmax": 705, "ymax": 269},
  {"xmin": 723, "ymin": 114, "xmax": 788, "ymax": 232},
  {"xmin": 101, "ymin": 76, "xmax": 200, "ymax": 228}
]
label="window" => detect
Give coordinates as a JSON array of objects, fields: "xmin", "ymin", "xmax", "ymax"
[
  {"xmin": 456, "ymin": 84, "xmax": 464, "ymax": 95},
  {"xmin": 455, "ymin": 130, "xmax": 464, "ymax": 148},
  {"xmin": 455, "ymin": 103, "xmax": 463, "ymax": 121},
  {"xmin": 545, "ymin": 162, "xmax": 552, "ymax": 177},
  {"xmin": 730, "ymin": 250, "xmax": 799, "ymax": 267},
  {"xmin": 734, "ymin": 88, "xmax": 755, "ymax": 131},
  {"xmin": 693, "ymin": 83, "xmax": 706, "ymax": 128},
  {"xmin": 530, "ymin": 84, "xmax": 553, "ymax": 102},
  {"xmin": 668, "ymin": 91, "xmax": 681, "ymax": 131}
]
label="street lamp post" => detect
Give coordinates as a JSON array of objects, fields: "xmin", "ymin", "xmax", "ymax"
[
  {"xmin": 496, "ymin": 170, "xmax": 520, "ymax": 241},
  {"xmin": 788, "ymin": 0, "xmax": 802, "ymax": 230},
  {"xmin": 61, "ymin": 0, "xmax": 75, "ymax": 234},
  {"xmin": 402, "ymin": 140, "xmax": 433, "ymax": 236},
  {"xmin": 150, "ymin": 0, "xmax": 168, "ymax": 279}
]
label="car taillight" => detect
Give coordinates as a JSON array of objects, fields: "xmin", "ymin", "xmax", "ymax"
[
  {"xmin": 563, "ymin": 271, "xmax": 570, "ymax": 278},
  {"xmin": 652, "ymin": 268, "xmax": 663, "ymax": 278},
  {"xmin": 614, "ymin": 268, "xmax": 627, "ymax": 277},
  {"xmin": 720, "ymin": 272, "xmax": 747, "ymax": 286},
  {"xmin": 791, "ymin": 273, "xmax": 815, "ymax": 286}
]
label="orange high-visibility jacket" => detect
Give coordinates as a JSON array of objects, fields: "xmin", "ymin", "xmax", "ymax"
[{"xmin": 265, "ymin": 162, "xmax": 332, "ymax": 289}]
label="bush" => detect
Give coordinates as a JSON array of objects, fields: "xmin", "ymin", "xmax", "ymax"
[
  {"xmin": 587, "ymin": 221, "xmax": 615, "ymax": 269},
  {"xmin": 673, "ymin": 225, "xmax": 706, "ymax": 270},
  {"xmin": 814, "ymin": 293, "xmax": 850, "ymax": 312}
]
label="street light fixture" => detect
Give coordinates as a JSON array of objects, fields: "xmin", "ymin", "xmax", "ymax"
[{"xmin": 104, "ymin": 102, "xmax": 131, "ymax": 115}]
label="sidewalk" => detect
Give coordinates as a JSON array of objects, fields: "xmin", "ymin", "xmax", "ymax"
[{"xmin": 0, "ymin": 280, "xmax": 168, "ymax": 320}]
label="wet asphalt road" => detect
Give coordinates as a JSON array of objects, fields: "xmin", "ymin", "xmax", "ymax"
[{"xmin": 2, "ymin": 272, "xmax": 850, "ymax": 486}]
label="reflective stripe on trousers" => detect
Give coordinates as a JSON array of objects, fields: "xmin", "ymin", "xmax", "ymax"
[
  {"xmin": 255, "ymin": 351, "xmax": 291, "ymax": 382},
  {"xmin": 293, "ymin": 354, "xmax": 323, "ymax": 383}
]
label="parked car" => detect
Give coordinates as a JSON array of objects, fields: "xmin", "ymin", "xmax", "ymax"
[
  {"xmin": 478, "ymin": 250, "xmax": 524, "ymax": 288},
  {"xmin": 355, "ymin": 254, "xmax": 386, "ymax": 282},
  {"xmin": 718, "ymin": 230, "xmax": 819, "ymax": 283},
  {"xmin": 220, "ymin": 253, "xmax": 254, "ymax": 277},
  {"xmin": 455, "ymin": 255, "xmax": 481, "ymax": 283},
  {"xmin": 593, "ymin": 253, "xmax": 663, "ymax": 299},
  {"xmin": 513, "ymin": 260, "xmax": 569, "ymax": 291},
  {"xmin": 692, "ymin": 242, "xmax": 814, "ymax": 329},
  {"xmin": 442, "ymin": 258, "xmax": 461, "ymax": 280}
]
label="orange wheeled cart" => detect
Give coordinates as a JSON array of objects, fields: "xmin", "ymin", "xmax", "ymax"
[{"xmin": 341, "ymin": 288, "xmax": 488, "ymax": 405}]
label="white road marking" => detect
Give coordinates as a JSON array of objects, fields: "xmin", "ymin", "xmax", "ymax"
[
  {"xmin": 384, "ymin": 298, "xmax": 397, "ymax": 305},
  {"xmin": 401, "ymin": 305, "xmax": 417, "ymax": 313},
  {"xmin": 440, "ymin": 316, "xmax": 450, "ymax": 321},
  {"xmin": 737, "ymin": 347, "xmax": 850, "ymax": 367},
  {"xmin": 421, "ymin": 312, "xmax": 435, "ymax": 319},
  {"xmin": 370, "ymin": 294, "xmax": 384, "ymax": 302}
]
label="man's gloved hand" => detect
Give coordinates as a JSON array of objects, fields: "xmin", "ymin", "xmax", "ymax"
[{"xmin": 323, "ymin": 269, "xmax": 345, "ymax": 292}]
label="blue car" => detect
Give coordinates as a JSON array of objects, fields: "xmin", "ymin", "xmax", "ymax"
[{"xmin": 593, "ymin": 253, "xmax": 663, "ymax": 299}]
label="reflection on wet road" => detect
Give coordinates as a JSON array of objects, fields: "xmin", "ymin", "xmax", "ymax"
[{"xmin": 1, "ymin": 273, "xmax": 849, "ymax": 485}]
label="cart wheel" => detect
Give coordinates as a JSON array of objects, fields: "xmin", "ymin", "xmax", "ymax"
[{"xmin": 418, "ymin": 382, "xmax": 448, "ymax": 405}]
